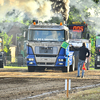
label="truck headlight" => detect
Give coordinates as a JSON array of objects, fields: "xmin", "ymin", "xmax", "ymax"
[
  {"xmin": 29, "ymin": 62, "xmax": 33, "ymax": 64},
  {"xmin": 58, "ymin": 59, "xmax": 64, "ymax": 61},
  {"xmin": 28, "ymin": 58, "xmax": 34, "ymax": 61},
  {"xmin": 59, "ymin": 63, "xmax": 63, "ymax": 65},
  {"xmin": 97, "ymin": 56, "xmax": 100, "ymax": 61},
  {"xmin": 97, "ymin": 56, "xmax": 100, "ymax": 59}
]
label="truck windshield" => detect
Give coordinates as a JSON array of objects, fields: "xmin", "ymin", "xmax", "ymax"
[
  {"xmin": 96, "ymin": 38, "xmax": 100, "ymax": 46},
  {"xmin": 69, "ymin": 30, "xmax": 82, "ymax": 39},
  {"xmin": 28, "ymin": 30, "xmax": 65, "ymax": 42}
]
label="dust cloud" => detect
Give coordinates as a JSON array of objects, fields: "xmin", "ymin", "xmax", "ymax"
[{"xmin": 0, "ymin": 0, "xmax": 53, "ymax": 21}]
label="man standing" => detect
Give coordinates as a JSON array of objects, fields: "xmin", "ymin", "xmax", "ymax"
[{"xmin": 71, "ymin": 43, "xmax": 90, "ymax": 78}]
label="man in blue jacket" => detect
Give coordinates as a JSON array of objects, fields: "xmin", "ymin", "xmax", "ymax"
[{"xmin": 71, "ymin": 43, "xmax": 90, "ymax": 78}]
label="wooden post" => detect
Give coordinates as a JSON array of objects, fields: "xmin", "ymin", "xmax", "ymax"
[{"xmin": 67, "ymin": 78, "xmax": 69, "ymax": 98}]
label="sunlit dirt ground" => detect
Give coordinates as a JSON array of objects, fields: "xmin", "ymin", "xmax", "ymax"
[{"xmin": 0, "ymin": 68, "xmax": 100, "ymax": 100}]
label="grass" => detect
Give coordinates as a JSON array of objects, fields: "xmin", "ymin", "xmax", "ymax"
[
  {"xmin": 4, "ymin": 66, "xmax": 100, "ymax": 70},
  {"xmin": 4, "ymin": 66, "xmax": 28, "ymax": 69},
  {"xmin": 89, "ymin": 67, "xmax": 100, "ymax": 70}
]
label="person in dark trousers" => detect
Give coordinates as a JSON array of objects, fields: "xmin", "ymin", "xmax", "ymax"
[{"xmin": 71, "ymin": 43, "xmax": 90, "ymax": 78}]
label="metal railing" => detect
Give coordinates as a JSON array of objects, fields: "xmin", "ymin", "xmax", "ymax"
[{"xmin": 4, "ymin": 56, "xmax": 27, "ymax": 67}]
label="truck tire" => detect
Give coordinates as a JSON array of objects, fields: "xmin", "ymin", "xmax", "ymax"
[
  {"xmin": 28, "ymin": 66, "xmax": 35, "ymax": 72},
  {"xmin": 62, "ymin": 58, "xmax": 69, "ymax": 72},
  {"xmin": 0, "ymin": 61, "xmax": 3, "ymax": 68},
  {"xmin": 95, "ymin": 62, "xmax": 100, "ymax": 69},
  {"xmin": 95, "ymin": 63, "xmax": 97, "ymax": 69},
  {"xmin": 62, "ymin": 67, "xmax": 67, "ymax": 72},
  {"xmin": 62, "ymin": 57, "xmax": 69, "ymax": 72},
  {"xmin": 70, "ymin": 56, "xmax": 75, "ymax": 71},
  {"xmin": 36, "ymin": 67, "xmax": 45, "ymax": 72}
]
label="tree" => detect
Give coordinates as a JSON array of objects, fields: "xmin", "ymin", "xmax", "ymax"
[
  {"xmin": 93, "ymin": 0, "xmax": 99, "ymax": 3},
  {"xmin": 0, "ymin": 32, "xmax": 13, "ymax": 56},
  {"xmin": 45, "ymin": 17, "xmax": 63, "ymax": 24},
  {"xmin": 90, "ymin": 34, "xmax": 96, "ymax": 67},
  {"xmin": 67, "ymin": 6, "xmax": 82, "ymax": 24}
]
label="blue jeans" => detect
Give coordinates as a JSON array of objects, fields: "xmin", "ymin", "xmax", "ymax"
[{"xmin": 77, "ymin": 59, "xmax": 85, "ymax": 77}]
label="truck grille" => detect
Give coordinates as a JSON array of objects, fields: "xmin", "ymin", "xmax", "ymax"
[
  {"xmin": 39, "ymin": 47, "xmax": 53, "ymax": 53},
  {"xmin": 36, "ymin": 55, "xmax": 57, "ymax": 57},
  {"xmin": 37, "ymin": 62, "xmax": 55, "ymax": 66},
  {"xmin": 35, "ymin": 46, "xmax": 58, "ymax": 54}
]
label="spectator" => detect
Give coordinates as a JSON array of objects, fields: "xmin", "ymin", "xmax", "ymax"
[{"xmin": 71, "ymin": 43, "xmax": 90, "ymax": 78}]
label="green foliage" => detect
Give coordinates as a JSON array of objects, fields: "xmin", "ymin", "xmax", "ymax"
[
  {"xmin": 93, "ymin": 0, "xmax": 99, "ymax": 3},
  {"xmin": 90, "ymin": 34, "xmax": 96, "ymax": 67},
  {"xmin": 0, "ymin": 32, "xmax": 13, "ymax": 55},
  {"xmin": 67, "ymin": 6, "xmax": 83, "ymax": 24},
  {"xmin": 20, "ymin": 19, "xmax": 30, "ymax": 26},
  {"xmin": 3, "ymin": 20, "xmax": 10, "ymax": 23},
  {"xmin": 13, "ymin": 17, "xmax": 19, "ymax": 22},
  {"xmin": 25, "ymin": 20, "xmax": 30, "ymax": 26},
  {"xmin": 45, "ymin": 17, "xmax": 63, "ymax": 24}
]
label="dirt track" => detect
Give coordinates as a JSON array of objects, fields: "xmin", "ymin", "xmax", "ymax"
[{"xmin": 0, "ymin": 68, "xmax": 100, "ymax": 100}]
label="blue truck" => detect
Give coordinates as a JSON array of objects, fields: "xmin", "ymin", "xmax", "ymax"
[{"xmin": 24, "ymin": 21, "xmax": 76, "ymax": 72}]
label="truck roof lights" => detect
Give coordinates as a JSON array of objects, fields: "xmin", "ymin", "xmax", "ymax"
[
  {"xmin": 83, "ymin": 21, "xmax": 86, "ymax": 24},
  {"xmin": 60, "ymin": 22, "xmax": 63, "ymax": 26},
  {"xmin": 33, "ymin": 22, "xmax": 36, "ymax": 25}
]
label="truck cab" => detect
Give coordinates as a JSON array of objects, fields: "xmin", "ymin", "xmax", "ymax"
[{"xmin": 25, "ymin": 22, "xmax": 75, "ymax": 72}]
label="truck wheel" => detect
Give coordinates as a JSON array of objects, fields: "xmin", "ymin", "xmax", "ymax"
[
  {"xmin": 28, "ymin": 66, "xmax": 35, "ymax": 72},
  {"xmin": 0, "ymin": 61, "xmax": 3, "ymax": 68},
  {"xmin": 95, "ymin": 63, "xmax": 100, "ymax": 69},
  {"xmin": 70, "ymin": 56, "xmax": 75, "ymax": 71},
  {"xmin": 62, "ymin": 67, "xmax": 67, "ymax": 72},
  {"xmin": 95, "ymin": 63, "xmax": 97, "ymax": 69},
  {"xmin": 36, "ymin": 67, "xmax": 45, "ymax": 72}
]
